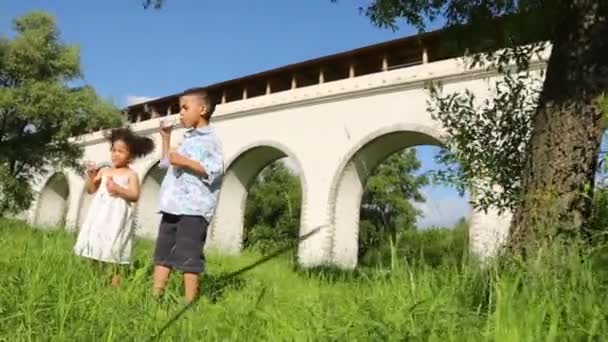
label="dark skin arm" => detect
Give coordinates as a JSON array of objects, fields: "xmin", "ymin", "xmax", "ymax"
[
  {"xmin": 168, "ymin": 152, "xmax": 208, "ymax": 177},
  {"xmin": 106, "ymin": 171, "xmax": 141, "ymax": 202},
  {"xmin": 85, "ymin": 167, "xmax": 104, "ymax": 194},
  {"xmin": 159, "ymin": 120, "xmax": 208, "ymax": 177}
]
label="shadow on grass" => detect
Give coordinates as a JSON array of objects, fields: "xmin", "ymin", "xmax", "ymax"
[
  {"xmin": 293, "ymin": 264, "xmax": 393, "ymax": 283},
  {"xmin": 200, "ymin": 272, "xmax": 246, "ymax": 303}
]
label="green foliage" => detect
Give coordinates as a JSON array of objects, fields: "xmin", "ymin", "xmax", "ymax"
[
  {"xmin": 244, "ymin": 161, "xmax": 301, "ymax": 253},
  {"xmin": 351, "ymin": 1, "xmax": 554, "ymax": 71},
  {"xmin": 355, "ymin": 0, "xmax": 556, "ymax": 32},
  {"xmin": 602, "ymin": 95, "xmax": 608, "ymax": 130},
  {"xmin": 590, "ymin": 96, "xmax": 608, "ymax": 240},
  {"xmin": 361, "ymin": 218, "xmax": 469, "ymax": 267},
  {"xmin": 359, "ymin": 149, "xmax": 428, "ymax": 260},
  {"xmin": 0, "ymin": 12, "xmax": 122, "ymax": 215},
  {"xmin": 0, "ymin": 165, "xmax": 34, "ymax": 216},
  {"xmin": 590, "ymin": 188, "xmax": 608, "ymax": 239},
  {"xmin": 2, "ymin": 220, "xmax": 608, "ymax": 340},
  {"xmin": 427, "ymin": 70, "xmax": 541, "ymax": 212}
]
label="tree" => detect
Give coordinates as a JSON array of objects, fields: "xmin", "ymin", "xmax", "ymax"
[
  {"xmin": 588, "ymin": 97, "xmax": 608, "ymax": 239},
  {"xmin": 244, "ymin": 161, "xmax": 302, "ymax": 252},
  {"xmin": 354, "ymin": 1, "xmax": 608, "ymax": 253},
  {"xmin": 142, "ymin": 1, "xmax": 608, "ymax": 253},
  {"xmin": 359, "ymin": 149, "xmax": 428, "ymax": 258},
  {"xmin": 0, "ymin": 12, "xmax": 123, "ymax": 216},
  {"xmin": 428, "ymin": 70, "xmax": 540, "ymax": 212},
  {"xmin": 432, "ymin": 80, "xmax": 608, "ymax": 242}
]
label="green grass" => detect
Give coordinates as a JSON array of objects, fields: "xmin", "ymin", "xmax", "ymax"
[{"xmin": 1, "ymin": 219, "xmax": 607, "ymax": 341}]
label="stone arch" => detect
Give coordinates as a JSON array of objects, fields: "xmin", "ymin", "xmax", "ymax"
[
  {"xmin": 207, "ymin": 140, "xmax": 307, "ymax": 254},
  {"xmin": 135, "ymin": 160, "xmax": 165, "ymax": 239},
  {"xmin": 34, "ymin": 172, "xmax": 71, "ymax": 228},
  {"xmin": 329, "ymin": 123, "xmax": 446, "ymax": 269}
]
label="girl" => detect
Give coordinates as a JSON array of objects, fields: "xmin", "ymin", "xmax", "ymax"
[{"xmin": 74, "ymin": 127, "xmax": 154, "ymax": 287}]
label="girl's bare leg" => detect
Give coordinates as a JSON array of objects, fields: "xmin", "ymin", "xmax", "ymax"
[{"xmin": 111, "ymin": 273, "xmax": 121, "ymax": 288}]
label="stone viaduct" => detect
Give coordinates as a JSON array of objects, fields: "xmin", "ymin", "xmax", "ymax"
[{"xmin": 26, "ymin": 29, "xmax": 545, "ymax": 269}]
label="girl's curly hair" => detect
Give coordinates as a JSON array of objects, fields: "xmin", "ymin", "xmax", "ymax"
[{"xmin": 105, "ymin": 127, "xmax": 155, "ymax": 158}]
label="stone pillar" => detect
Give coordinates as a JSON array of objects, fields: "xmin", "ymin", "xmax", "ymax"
[
  {"xmin": 205, "ymin": 168, "xmax": 247, "ymax": 254},
  {"xmin": 291, "ymin": 76, "xmax": 297, "ymax": 90},
  {"xmin": 296, "ymin": 168, "xmax": 335, "ymax": 267},
  {"xmin": 348, "ymin": 62, "xmax": 355, "ymax": 78},
  {"xmin": 329, "ymin": 161, "xmax": 364, "ymax": 269}
]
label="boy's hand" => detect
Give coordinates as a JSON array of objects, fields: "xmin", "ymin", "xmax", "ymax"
[
  {"xmin": 168, "ymin": 151, "xmax": 187, "ymax": 167},
  {"xmin": 168, "ymin": 151, "xmax": 206, "ymax": 177},
  {"xmin": 160, "ymin": 120, "xmax": 172, "ymax": 139}
]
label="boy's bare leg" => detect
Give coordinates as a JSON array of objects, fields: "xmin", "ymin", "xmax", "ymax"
[
  {"xmin": 183, "ymin": 272, "xmax": 199, "ymax": 303},
  {"xmin": 153, "ymin": 265, "xmax": 172, "ymax": 298}
]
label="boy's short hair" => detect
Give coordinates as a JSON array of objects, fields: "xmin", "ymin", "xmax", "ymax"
[{"xmin": 180, "ymin": 87, "xmax": 216, "ymax": 119}]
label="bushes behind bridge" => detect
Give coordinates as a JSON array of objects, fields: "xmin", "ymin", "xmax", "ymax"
[
  {"xmin": 243, "ymin": 150, "xmax": 433, "ymax": 264},
  {"xmin": 243, "ymin": 156, "xmax": 608, "ymax": 267}
]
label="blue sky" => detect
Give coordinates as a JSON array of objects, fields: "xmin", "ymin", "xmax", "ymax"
[{"xmin": 0, "ymin": 0, "xmax": 469, "ymax": 227}]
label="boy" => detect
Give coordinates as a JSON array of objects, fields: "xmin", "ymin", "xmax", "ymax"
[{"xmin": 153, "ymin": 87, "xmax": 224, "ymax": 302}]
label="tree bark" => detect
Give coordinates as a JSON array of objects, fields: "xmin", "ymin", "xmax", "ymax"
[{"xmin": 509, "ymin": 0, "xmax": 608, "ymax": 251}]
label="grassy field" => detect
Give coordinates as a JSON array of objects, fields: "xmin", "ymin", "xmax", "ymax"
[{"xmin": 1, "ymin": 219, "xmax": 607, "ymax": 341}]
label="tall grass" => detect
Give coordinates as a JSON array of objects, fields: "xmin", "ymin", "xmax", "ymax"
[{"xmin": 0, "ymin": 219, "xmax": 606, "ymax": 341}]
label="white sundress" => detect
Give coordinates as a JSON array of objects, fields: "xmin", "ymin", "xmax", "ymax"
[{"xmin": 74, "ymin": 174, "xmax": 134, "ymax": 264}]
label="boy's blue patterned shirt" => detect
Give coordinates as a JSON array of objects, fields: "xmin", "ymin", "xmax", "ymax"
[{"xmin": 158, "ymin": 126, "xmax": 224, "ymax": 222}]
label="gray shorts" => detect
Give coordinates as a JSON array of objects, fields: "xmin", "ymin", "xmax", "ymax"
[{"xmin": 153, "ymin": 213, "xmax": 208, "ymax": 274}]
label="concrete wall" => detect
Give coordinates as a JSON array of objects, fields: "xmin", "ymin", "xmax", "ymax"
[
  {"xmin": 136, "ymin": 163, "xmax": 165, "ymax": 239},
  {"xmin": 27, "ymin": 54, "xmax": 546, "ymax": 268}
]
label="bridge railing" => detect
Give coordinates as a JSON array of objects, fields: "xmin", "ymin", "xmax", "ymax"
[{"xmin": 122, "ymin": 31, "xmax": 445, "ymax": 125}]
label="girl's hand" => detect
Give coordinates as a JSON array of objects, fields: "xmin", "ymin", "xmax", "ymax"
[
  {"xmin": 106, "ymin": 176, "xmax": 120, "ymax": 197},
  {"xmin": 86, "ymin": 161, "xmax": 97, "ymax": 178}
]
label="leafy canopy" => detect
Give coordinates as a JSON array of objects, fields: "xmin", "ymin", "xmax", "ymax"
[
  {"xmin": 359, "ymin": 149, "xmax": 428, "ymax": 259},
  {"xmin": 0, "ymin": 11, "xmax": 123, "ymax": 215},
  {"xmin": 428, "ymin": 70, "xmax": 541, "ymax": 212},
  {"xmin": 244, "ymin": 161, "xmax": 302, "ymax": 253}
]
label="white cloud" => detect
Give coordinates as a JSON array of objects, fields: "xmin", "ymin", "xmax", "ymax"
[
  {"xmin": 414, "ymin": 188, "xmax": 471, "ymax": 228},
  {"xmin": 126, "ymin": 95, "xmax": 157, "ymax": 106},
  {"xmin": 281, "ymin": 157, "xmax": 301, "ymax": 175}
]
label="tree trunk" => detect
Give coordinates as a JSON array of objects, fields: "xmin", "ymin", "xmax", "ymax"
[{"xmin": 509, "ymin": 0, "xmax": 608, "ymax": 251}]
